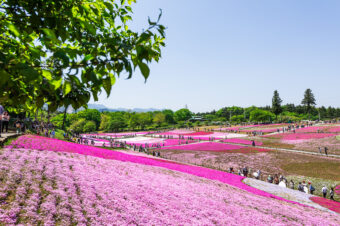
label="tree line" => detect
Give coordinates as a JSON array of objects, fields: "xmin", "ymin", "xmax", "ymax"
[{"xmin": 49, "ymin": 89, "xmax": 340, "ymax": 133}]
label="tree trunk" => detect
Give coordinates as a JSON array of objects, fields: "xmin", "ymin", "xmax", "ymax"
[{"xmin": 47, "ymin": 106, "xmax": 50, "ymax": 124}]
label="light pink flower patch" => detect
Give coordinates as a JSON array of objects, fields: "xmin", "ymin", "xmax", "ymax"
[
  {"xmin": 184, "ymin": 131, "xmax": 214, "ymax": 136},
  {"xmin": 222, "ymin": 138, "xmax": 263, "ymax": 146},
  {"xmin": 160, "ymin": 142, "xmax": 242, "ymax": 152},
  {"xmin": 296, "ymin": 125, "xmax": 340, "ymax": 133},
  {"xmin": 265, "ymin": 133, "xmax": 336, "ymax": 141},
  {"xmin": 126, "ymin": 139, "xmax": 197, "ymax": 148}
]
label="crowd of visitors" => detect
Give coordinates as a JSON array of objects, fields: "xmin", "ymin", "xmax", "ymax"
[{"xmin": 227, "ymin": 165, "xmax": 337, "ymax": 201}]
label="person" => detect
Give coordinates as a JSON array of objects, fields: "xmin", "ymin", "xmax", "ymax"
[
  {"xmin": 279, "ymin": 180, "xmax": 286, "ymax": 188},
  {"xmin": 253, "ymin": 170, "xmax": 261, "ymax": 180},
  {"xmin": 322, "ymin": 186, "xmax": 328, "ymax": 198},
  {"xmin": 1, "ymin": 111, "xmax": 10, "ymax": 133},
  {"xmin": 51, "ymin": 129, "xmax": 55, "ymax": 138},
  {"xmin": 274, "ymin": 175, "xmax": 279, "ymax": 185},
  {"xmin": 309, "ymin": 182, "xmax": 315, "ymax": 195},
  {"xmin": 15, "ymin": 119, "xmax": 22, "ymax": 135},
  {"xmin": 289, "ymin": 180, "xmax": 295, "ymax": 189},
  {"xmin": 298, "ymin": 182, "xmax": 304, "ymax": 192},
  {"xmin": 0, "ymin": 104, "xmax": 4, "ymax": 137},
  {"xmin": 252, "ymin": 140, "xmax": 255, "ymax": 147},
  {"xmin": 267, "ymin": 175, "xmax": 273, "ymax": 183},
  {"xmin": 303, "ymin": 184, "xmax": 309, "ymax": 194},
  {"xmin": 318, "ymin": 147, "xmax": 322, "ymax": 154},
  {"xmin": 324, "ymin": 147, "xmax": 328, "ymax": 156},
  {"xmin": 243, "ymin": 167, "xmax": 248, "ymax": 177},
  {"xmin": 229, "ymin": 167, "xmax": 234, "ymax": 173},
  {"xmin": 330, "ymin": 187, "xmax": 334, "ymax": 200},
  {"xmin": 0, "ymin": 105, "xmax": 4, "ymax": 115},
  {"xmin": 238, "ymin": 169, "xmax": 242, "ymax": 176}
]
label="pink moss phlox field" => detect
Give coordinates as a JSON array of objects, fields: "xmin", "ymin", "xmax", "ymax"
[
  {"xmin": 310, "ymin": 197, "xmax": 340, "ymax": 214},
  {"xmin": 126, "ymin": 139, "xmax": 197, "ymax": 148},
  {"xmin": 214, "ymin": 124, "xmax": 265, "ymax": 131},
  {"xmin": 265, "ymin": 133, "xmax": 336, "ymax": 140},
  {"xmin": 335, "ymin": 185, "xmax": 340, "ymax": 195},
  {"xmin": 184, "ymin": 131, "xmax": 213, "ymax": 136},
  {"xmin": 6, "ymin": 136, "xmax": 307, "ymax": 208},
  {"xmin": 242, "ymin": 128, "xmax": 277, "ymax": 133},
  {"xmin": 222, "ymin": 138, "xmax": 263, "ymax": 146},
  {"xmin": 329, "ymin": 126, "xmax": 340, "ymax": 133},
  {"xmin": 296, "ymin": 126, "xmax": 340, "ymax": 133},
  {"xmin": 1, "ymin": 149, "xmax": 339, "ymax": 224},
  {"xmin": 162, "ymin": 139, "xmax": 197, "ymax": 146},
  {"xmin": 295, "ymin": 127, "xmax": 324, "ymax": 133},
  {"xmin": 159, "ymin": 142, "xmax": 243, "ymax": 152},
  {"xmin": 156, "ymin": 130, "xmax": 194, "ymax": 136}
]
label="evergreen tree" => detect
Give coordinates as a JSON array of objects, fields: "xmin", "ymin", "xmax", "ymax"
[
  {"xmin": 272, "ymin": 90, "xmax": 283, "ymax": 119},
  {"xmin": 301, "ymin": 89, "xmax": 316, "ymax": 119}
]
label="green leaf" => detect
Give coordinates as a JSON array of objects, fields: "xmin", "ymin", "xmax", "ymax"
[
  {"xmin": 104, "ymin": 2, "xmax": 114, "ymax": 12},
  {"xmin": 103, "ymin": 77, "xmax": 112, "ymax": 97},
  {"xmin": 51, "ymin": 77, "xmax": 63, "ymax": 90},
  {"xmin": 42, "ymin": 70, "xmax": 53, "ymax": 80},
  {"xmin": 54, "ymin": 50, "xmax": 70, "ymax": 67},
  {"xmin": 7, "ymin": 24, "xmax": 20, "ymax": 37},
  {"xmin": 42, "ymin": 28, "xmax": 58, "ymax": 42},
  {"xmin": 102, "ymin": 73, "xmax": 116, "ymax": 97},
  {"xmin": 84, "ymin": 54, "xmax": 94, "ymax": 62},
  {"xmin": 0, "ymin": 70, "xmax": 10, "ymax": 88},
  {"xmin": 63, "ymin": 81, "xmax": 72, "ymax": 96},
  {"xmin": 138, "ymin": 62, "xmax": 150, "ymax": 81}
]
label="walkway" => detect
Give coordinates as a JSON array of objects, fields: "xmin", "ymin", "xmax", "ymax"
[{"xmin": 0, "ymin": 133, "xmax": 17, "ymax": 146}]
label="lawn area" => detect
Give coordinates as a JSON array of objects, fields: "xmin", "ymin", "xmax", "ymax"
[{"xmin": 283, "ymin": 162, "xmax": 340, "ymax": 181}]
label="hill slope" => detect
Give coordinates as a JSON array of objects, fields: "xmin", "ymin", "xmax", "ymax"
[{"xmin": 1, "ymin": 136, "xmax": 339, "ymax": 224}]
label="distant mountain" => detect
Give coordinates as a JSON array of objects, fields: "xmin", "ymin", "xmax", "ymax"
[{"xmin": 61, "ymin": 104, "xmax": 164, "ymax": 113}]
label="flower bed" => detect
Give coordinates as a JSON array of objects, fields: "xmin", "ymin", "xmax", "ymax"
[
  {"xmin": 0, "ymin": 149, "xmax": 338, "ymax": 224},
  {"xmin": 156, "ymin": 130, "xmax": 194, "ymax": 136},
  {"xmin": 328, "ymin": 127, "xmax": 340, "ymax": 133},
  {"xmin": 183, "ymin": 131, "xmax": 213, "ymax": 136},
  {"xmin": 296, "ymin": 126, "xmax": 340, "ymax": 133},
  {"xmin": 159, "ymin": 142, "xmax": 269, "ymax": 153},
  {"xmin": 242, "ymin": 128, "xmax": 279, "ymax": 134},
  {"xmin": 4, "ymin": 136, "xmax": 290, "ymax": 204},
  {"xmin": 309, "ymin": 197, "xmax": 340, "ymax": 214},
  {"xmin": 222, "ymin": 138, "xmax": 263, "ymax": 146},
  {"xmin": 126, "ymin": 139, "xmax": 197, "ymax": 148},
  {"xmin": 265, "ymin": 133, "xmax": 336, "ymax": 141},
  {"xmin": 159, "ymin": 142, "xmax": 243, "ymax": 152},
  {"xmin": 336, "ymin": 185, "xmax": 340, "ymax": 195}
]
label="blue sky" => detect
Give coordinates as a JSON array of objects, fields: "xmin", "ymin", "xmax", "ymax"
[{"xmin": 91, "ymin": 0, "xmax": 340, "ymax": 112}]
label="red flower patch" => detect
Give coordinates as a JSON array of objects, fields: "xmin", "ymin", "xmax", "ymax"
[{"xmin": 310, "ymin": 197, "xmax": 340, "ymax": 214}]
